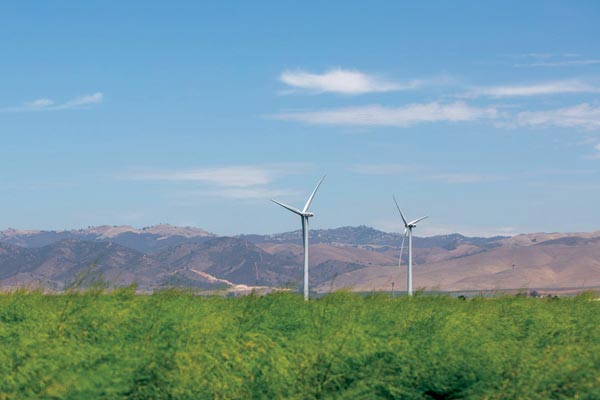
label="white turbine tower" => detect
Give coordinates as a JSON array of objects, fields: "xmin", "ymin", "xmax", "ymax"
[
  {"xmin": 272, "ymin": 176, "xmax": 325, "ymax": 301},
  {"xmin": 393, "ymin": 196, "xmax": 427, "ymax": 296}
]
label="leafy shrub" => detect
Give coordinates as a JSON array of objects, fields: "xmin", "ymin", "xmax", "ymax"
[{"xmin": 0, "ymin": 291, "xmax": 598, "ymax": 399}]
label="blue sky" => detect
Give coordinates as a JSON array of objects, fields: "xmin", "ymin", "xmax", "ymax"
[{"xmin": 1, "ymin": 1, "xmax": 600, "ymax": 236}]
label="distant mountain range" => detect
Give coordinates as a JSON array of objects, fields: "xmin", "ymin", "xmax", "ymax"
[
  {"xmin": 1, "ymin": 224, "xmax": 599, "ymax": 293},
  {"xmin": 0, "ymin": 224, "xmax": 214, "ymax": 253},
  {"xmin": 241, "ymin": 225, "xmax": 505, "ymax": 250}
]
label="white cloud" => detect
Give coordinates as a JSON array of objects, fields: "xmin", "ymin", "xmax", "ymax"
[
  {"xmin": 55, "ymin": 92, "xmax": 103, "ymax": 109},
  {"xmin": 271, "ymin": 102, "xmax": 497, "ymax": 127},
  {"xmin": 205, "ymin": 187, "xmax": 300, "ymax": 200},
  {"xmin": 351, "ymin": 164, "xmax": 417, "ymax": 175},
  {"xmin": 123, "ymin": 164, "xmax": 312, "ymax": 202},
  {"xmin": 585, "ymin": 143, "xmax": 600, "ymax": 159},
  {"xmin": 279, "ymin": 68, "xmax": 417, "ymax": 94},
  {"xmin": 25, "ymin": 98, "xmax": 55, "ymax": 108},
  {"xmin": 516, "ymin": 103, "xmax": 600, "ymax": 130},
  {"xmin": 528, "ymin": 60, "xmax": 600, "ymax": 67},
  {"xmin": 352, "ymin": 164, "xmax": 501, "ymax": 184},
  {"xmin": 524, "ymin": 53, "xmax": 553, "ymax": 59},
  {"xmin": 427, "ymin": 173, "xmax": 503, "ymax": 184},
  {"xmin": 462, "ymin": 80, "xmax": 599, "ymax": 98},
  {"xmin": 512, "ymin": 53, "xmax": 600, "ymax": 67},
  {"xmin": 0, "ymin": 92, "xmax": 104, "ymax": 112},
  {"xmin": 518, "ymin": 167, "xmax": 597, "ymax": 177},
  {"xmin": 125, "ymin": 165, "xmax": 288, "ymax": 187},
  {"xmin": 169, "ymin": 186, "xmax": 302, "ymax": 203}
]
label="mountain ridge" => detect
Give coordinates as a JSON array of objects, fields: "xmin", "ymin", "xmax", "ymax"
[
  {"xmin": 1, "ymin": 225, "xmax": 599, "ymax": 293},
  {"xmin": 0, "ymin": 224, "xmax": 215, "ymax": 253}
]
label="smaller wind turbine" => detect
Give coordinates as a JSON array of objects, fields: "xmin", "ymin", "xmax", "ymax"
[
  {"xmin": 272, "ymin": 176, "xmax": 325, "ymax": 301},
  {"xmin": 393, "ymin": 196, "xmax": 427, "ymax": 296}
]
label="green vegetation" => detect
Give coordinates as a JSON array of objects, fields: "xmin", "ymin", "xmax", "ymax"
[{"xmin": 0, "ymin": 289, "xmax": 598, "ymax": 399}]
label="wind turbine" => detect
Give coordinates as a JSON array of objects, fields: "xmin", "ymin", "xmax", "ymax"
[
  {"xmin": 393, "ymin": 196, "xmax": 427, "ymax": 296},
  {"xmin": 272, "ymin": 176, "xmax": 325, "ymax": 301}
]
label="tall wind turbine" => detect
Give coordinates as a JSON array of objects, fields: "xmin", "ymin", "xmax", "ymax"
[
  {"xmin": 272, "ymin": 176, "xmax": 325, "ymax": 301},
  {"xmin": 393, "ymin": 196, "xmax": 427, "ymax": 296}
]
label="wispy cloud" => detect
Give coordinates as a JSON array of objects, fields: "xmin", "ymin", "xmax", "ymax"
[
  {"xmin": 462, "ymin": 80, "xmax": 599, "ymax": 98},
  {"xmin": 279, "ymin": 68, "xmax": 419, "ymax": 95},
  {"xmin": 512, "ymin": 53, "xmax": 600, "ymax": 67},
  {"xmin": 594, "ymin": 143, "xmax": 600, "ymax": 157},
  {"xmin": 350, "ymin": 164, "xmax": 417, "ymax": 175},
  {"xmin": 203, "ymin": 187, "xmax": 301, "ymax": 200},
  {"xmin": 584, "ymin": 143, "xmax": 600, "ymax": 159},
  {"xmin": 352, "ymin": 164, "xmax": 502, "ymax": 184},
  {"xmin": 516, "ymin": 103, "xmax": 600, "ymax": 130},
  {"xmin": 271, "ymin": 102, "xmax": 497, "ymax": 127},
  {"xmin": 523, "ymin": 53, "xmax": 554, "ymax": 59},
  {"xmin": 56, "ymin": 93, "xmax": 104, "ymax": 110},
  {"xmin": 0, "ymin": 92, "xmax": 104, "ymax": 112},
  {"xmin": 526, "ymin": 59, "xmax": 600, "ymax": 67},
  {"xmin": 123, "ymin": 165, "xmax": 305, "ymax": 187},
  {"xmin": 123, "ymin": 164, "xmax": 311, "ymax": 200},
  {"xmin": 518, "ymin": 167, "xmax": 598, "ymax": 177},
  {"xmin": 427, "ymin": 173, "xmax": 503, "ymax": 184},
  {"xmin": 25, "ymin": 98, "xmax": 55, "ymax": 108}
]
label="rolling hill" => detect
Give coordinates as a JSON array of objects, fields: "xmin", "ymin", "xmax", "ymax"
[
  {"xmin": 0, "ymin": 224, "xmax": 214, "ymax": 253},
  {"xmin": 1, "ymin": 225, "xmax": 599, "ymax": 293}
]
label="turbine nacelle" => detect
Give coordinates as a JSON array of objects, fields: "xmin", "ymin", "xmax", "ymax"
[
  {"xmin": 407, "ymin": 216, "xmax": 428, "ymax": 229},
  {"xmin": 393, "ymin": 195, "xmax": 427, "ymax": 229},
  {"xmin": 271, "ymin": 176, "xmax": 325, "ymax": 219}
]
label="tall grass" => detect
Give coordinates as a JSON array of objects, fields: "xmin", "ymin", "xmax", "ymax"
[{"xmin": 0, "ymin": 289, "xmax": 598, "ymax": 399}]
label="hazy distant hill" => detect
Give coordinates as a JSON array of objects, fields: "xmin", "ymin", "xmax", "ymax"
[
  {"xmin": 0, "ymin": 239, "xmax": 252, "ymax": 290},
  {"xmin": 0, "ymin": 240, "xmax": 156, "ymax": 290},
  {"xmin": 0, "ymin": 224, "xmax": 214, "ymax": 253},
  {"xmin": 241, "ymin": 225, "xmax": 505, "ymax": 250},
  {"xmin": 323, "ymin": 232, "xmax": 600, "ymax": 293},
  {"xmin": 1, "ymin": 225, "xmax": 599, "ymax": 293},
  {"xmin": 155, "ymin": 237, "xmax": 300, "ymax": 287}
]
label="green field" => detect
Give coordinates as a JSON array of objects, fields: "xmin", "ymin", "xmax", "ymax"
[{"xmin": 0, "ymin": 289, "xmax": 598, "ymax": 399}]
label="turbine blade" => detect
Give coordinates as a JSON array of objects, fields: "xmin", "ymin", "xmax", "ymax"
[
  {"xmin": 393, "ymin": 195, "xmax": 408, "ymax": 227},
  {"xmin": 303, "ymin": 175, "xmax": 326, "ymax": 213},
  {"xmin": 398, "ymin": 228, "xmax": 407, "ymax": 266},
  {"xmin": 271, "ymin": 199, "xmax": 303, "ymax": 216},
  {"xmin": 409, "ymin": 216, "xmax": 428, "ymax": 225}
]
